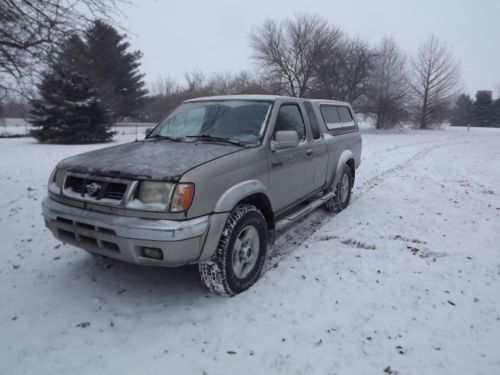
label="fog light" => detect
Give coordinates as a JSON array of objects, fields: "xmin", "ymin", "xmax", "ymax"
[{"xmin": 142, "ymin": 247, "xmax": 163, "ymax": 260}]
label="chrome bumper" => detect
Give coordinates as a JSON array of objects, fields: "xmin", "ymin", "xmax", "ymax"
[{"xmin": 42, "ymin": 197, "xmax": 216, "ymax": 266}]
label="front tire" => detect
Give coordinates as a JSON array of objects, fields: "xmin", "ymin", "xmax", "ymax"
[
  {"xmin": 325, "ymin": 165, "xmax": 353, "ymax": 212},
  {"xmin": 199, "ymin": 204, "xmax": 268, "ymax": 296}
]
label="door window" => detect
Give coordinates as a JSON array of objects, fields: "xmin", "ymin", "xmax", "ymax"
[{"xmin": 274, "ymin": 104, "xmax": 306, "ymax": 140}]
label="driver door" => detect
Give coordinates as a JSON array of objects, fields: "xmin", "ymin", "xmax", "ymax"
[{"xmin": 267, "ymin": 103, "xmax": 316, "ymax": 212}]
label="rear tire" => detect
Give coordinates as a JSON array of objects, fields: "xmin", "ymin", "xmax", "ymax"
[
  {"xmin": 325, "ymin": 165, "xmax": 353, "ymax": 212},
  {"xmin": 199, "ymin": 204, "xmax": 268, "ymax": 296}
]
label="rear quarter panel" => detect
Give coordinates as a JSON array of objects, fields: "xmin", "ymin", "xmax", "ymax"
[{"xmin": 311, "ymin": 102, "xmax": 362, "ymax": 188}]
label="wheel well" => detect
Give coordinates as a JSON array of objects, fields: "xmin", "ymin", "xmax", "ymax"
[
  {"xmin": 347, "ymin": 159, "xmax": 355, "ymax": 180},
  {"xmin": 238, "ymin": 193, "xmax": 274, "ymax": 230}
]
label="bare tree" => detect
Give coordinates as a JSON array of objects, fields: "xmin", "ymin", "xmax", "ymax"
[
  {"xmin": 150, "ymin": 76, "xmax": 181, "ymax": 97},
  {"xmin": 410, "ymin": 36, "xmax": 461, "ymax": 128},
  {"xmin": 249, "ymin": 14, "xmax": 341, "ymax": 97},
  {"xmin": 229, "ymin": 71, "xmax": 270, "ymax": 94},
  {"xmin": 206, "ymin": 72, "xmax": 237, "ymax": 95},
  {"xmin": 205, "ymin": 71, "xmax": 270, "ymax": 95},
  {"xmin": 142, "ymin": 70, "xmax": 270, "ymax": 122},
  {"xmin": 0, "ymin": 0, "xmax": 125, "ymax": 96},
  {"xmin": 366, "ymin": 37, "xmax": 409, "ymax": 128},
  {"xmin": 312, "ymin": 37, "xmax": 374, "ymax": 105},
  {"xmin": 0, "ymin": 94, "xmax": 29, "ymax": 117},
  {"xmin": 185, "ymin": 70, "xmax": 208, "ymax": 96}
]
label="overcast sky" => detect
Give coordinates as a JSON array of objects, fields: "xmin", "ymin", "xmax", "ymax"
[{"xmin": 120, "ymin": 0, "xmax": 500, "ymax": 96}]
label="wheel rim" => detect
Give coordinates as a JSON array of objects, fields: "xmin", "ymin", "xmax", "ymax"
[
  {"xmin": 231, "ymin": 225, "xmax": 260, "ymax": 279},
  {"xmin": 340, "ymin": 173, "xmax": 350, "ymax": 204}
]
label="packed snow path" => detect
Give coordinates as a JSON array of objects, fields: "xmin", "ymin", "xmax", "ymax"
[{"xmin": 1, "ymin": 126, "xmax": 499, "ymax": 374}]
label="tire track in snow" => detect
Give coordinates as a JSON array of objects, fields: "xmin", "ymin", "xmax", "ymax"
[
  {"xmin": 266, "ymin": 140, "xmax": 465, "ymax": 270},
  {"xmin": 382, "ymin": 140, "xmax": 440, "ymax": 152},
  {"xmin": 352, "ymin": 142, "xmax": 463, "ymax": 200}
]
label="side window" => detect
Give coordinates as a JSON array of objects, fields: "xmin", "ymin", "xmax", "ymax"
[
  {"xmin": 274, "ymin": 104, "xmax": 306, "ymax": 140},
  {"xmin": 338, "ymin": 106, "xmax": 354, "ymax": 124},
  {"xmin": 303, "ymin": 102, "xmax": 321, "ymax": 140},
  {"xmin": 320, "ymin": 105, "xmax": 343, "ymax": 130}
]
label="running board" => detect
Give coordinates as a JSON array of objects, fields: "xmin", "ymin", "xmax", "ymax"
[{"xmin": 275, "ymin": 191, "xmax": 336, "ymax": 232}]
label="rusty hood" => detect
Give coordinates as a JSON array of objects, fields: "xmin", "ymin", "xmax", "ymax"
[{"xmin": 57, "ymin": 139, "xmax": 243, "ymax": 181}]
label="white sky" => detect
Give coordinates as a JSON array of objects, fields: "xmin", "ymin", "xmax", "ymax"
[{"xmin": 120, "ymin": 0, "xmax": 500, "ymax": 96}]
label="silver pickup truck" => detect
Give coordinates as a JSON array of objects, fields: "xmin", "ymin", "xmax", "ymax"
[{"xmin": 42, "ymin": 95, "xmax": 362, "ymax": 295}]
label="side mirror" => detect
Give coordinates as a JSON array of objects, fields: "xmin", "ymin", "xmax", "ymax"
[{"xmin": 271, "ymin": 130, "xmax": 299, "ymax": 151}]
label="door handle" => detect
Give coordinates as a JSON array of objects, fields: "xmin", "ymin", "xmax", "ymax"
[
  {"xmin": 271, "ymin": 161, "xmax": 283, "ymax": 168},
  {"xmin": 305, "ymin": 149, "xmax": 313, "ymax": 156}
]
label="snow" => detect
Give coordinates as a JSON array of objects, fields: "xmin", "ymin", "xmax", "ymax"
[
  {"xmin": 1, "ymin": 126, "xmax": 499, "ymax": 374},
  {"xmin": 0, "ymin": 118, "xmax": 154, "ymax": 137},
  {"xmin": 0, "ymin": 118, "xmax": 31, "ymax": 136}
]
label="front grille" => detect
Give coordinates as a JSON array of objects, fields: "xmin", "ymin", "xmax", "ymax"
[
  {"xmin": 65, "ymin": 176, "xmax": 85, "ymax": 195},
  {"xmin": 56, "ymin": 217, "xmax": 117, "ymax": 236},
  {"xmin": 63, "ymin": 175, "xmax": 129, "ymax": 202},
  {"xmin": 105, "ymin": 182, "xmax": 128, "ymax": 200},
  {"xmin": 55, "ymin": 216, "xmax": 120, "ymax": 253}
]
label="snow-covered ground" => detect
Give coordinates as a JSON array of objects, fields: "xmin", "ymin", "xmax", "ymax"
[
  {"xmin": 0, "ymin": 118, "xmax": 31, "ymax": 136},
  {"xmin": 0, "ymin": 118, "xmax": 153, "ymax": 137},
  {"xmin": 1, "ymin": 126, "xmax": 499, "ymax": 374}
]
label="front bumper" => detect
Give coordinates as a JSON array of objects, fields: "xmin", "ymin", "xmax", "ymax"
[{"xmin": 42, "ymin": 197, "xmax": 215, "ymax": 266}]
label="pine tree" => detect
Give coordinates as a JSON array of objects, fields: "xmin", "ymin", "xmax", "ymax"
[
  {"xmin": 450, "ymin": 94, "xmax": 473, "ymax": 127},
  {"xmin": 29, "ymin": 36, "xmax": 113, "ymax": 144},
  {"xmin": 84, "ymin": 20, "xmax": 147, "ymax": 120},
  {"xmin": 472, "ymin": 91, "xmax": 494, "ymax": 127},
  {"xmin": 494, "ymin": 98, "xmax": 500, "ymax": 128}
]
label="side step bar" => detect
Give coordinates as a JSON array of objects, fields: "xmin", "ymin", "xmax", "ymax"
[{"xmin": 275, "ymin": 191, "xmax": 336, "ymax": 232}]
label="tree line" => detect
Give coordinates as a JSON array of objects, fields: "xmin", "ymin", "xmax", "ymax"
[
  {"xmin": 450, "ymin": 91, "xmax": 500, "ymax": 128},
  {"xmin": 1, "ymin": 6, "xmax": 499, "ymax": 143},
  {"xmin": 145, "ymin": 15, "xmax": 465, "ymax": 130}
]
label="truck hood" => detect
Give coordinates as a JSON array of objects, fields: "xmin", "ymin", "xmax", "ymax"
[{"xmin": 57, "ymin": 139, "xmax": 243, "ymax": 181}]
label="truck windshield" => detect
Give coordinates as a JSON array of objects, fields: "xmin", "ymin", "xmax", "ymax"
[{"xmin": 149, "ymin": 100, "xmax": 272, "ymax": 145}]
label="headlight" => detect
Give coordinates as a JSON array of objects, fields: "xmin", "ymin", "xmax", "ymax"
[
  {"xmin": 126, "ymin": 181, "xmax": 194, "ymax": 212},
  {"xmin": 136, "ymin": 181, "xmax": 174, "ymax": 210},
  {"xmin": 170, "ymin": 183, "xmax": 195, "ymax": 212},
  {"xmin": 48, "ymin": 167, "xmax": 65, "ymax": 193}
]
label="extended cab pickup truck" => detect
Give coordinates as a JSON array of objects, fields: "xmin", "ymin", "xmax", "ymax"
[{"xmin": 42, "ymin": 95, "xmax": 362, "ymax": 295}]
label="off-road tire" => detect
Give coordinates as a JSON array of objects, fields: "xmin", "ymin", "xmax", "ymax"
[
  {"xmin": 199, "ymin": 204, "xmax": 268, "ymax": 296},
  {"xmin": 324, "ymin": 165, "xmax": 353, "ymax": 213}
]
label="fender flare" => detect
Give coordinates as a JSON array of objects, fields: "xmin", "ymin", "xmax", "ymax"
[
  {"xmin": 199, "ymin": 180, "xmax": 271, "ymax": 261},
  {"xmin": 213, "ymin": 179, "xmax": 270, "ymax": 213},
  {"xmin": 331, "ymin": 150, "xmax": 354, "ymax": 189}
]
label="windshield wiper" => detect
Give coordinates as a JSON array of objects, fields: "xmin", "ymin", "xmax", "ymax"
[
  {"xmin": 184, "ymin": 134, "xmax": 248, "ymax": 147},
  {"xmin": 148, "ymin": 134, "xmax": 183, "ymax": 142}
]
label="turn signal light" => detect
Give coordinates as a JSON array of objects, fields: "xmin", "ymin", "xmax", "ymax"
[{"xmin": 170, "ymin": 183, "xmax": 194, "ymax": 212}]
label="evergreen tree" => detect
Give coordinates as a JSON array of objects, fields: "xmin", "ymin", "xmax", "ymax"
[
  {"xmin": 450, "ymin": 94, "xmax": 473, "ymax": 127},
  {"xmin": 472, "ymin": 91, "xmax": 494, "ymax": 127},
  {"xmin": 494, "ymin": 98, "xmax": 500, "ymax": 127},
  {"xmin": 84, "ymin": 20, "xmax": 147, "ymax": 120},
  {"xmin": 29, "ymin": 36, "xmax": 113, "ymax": 144}
]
